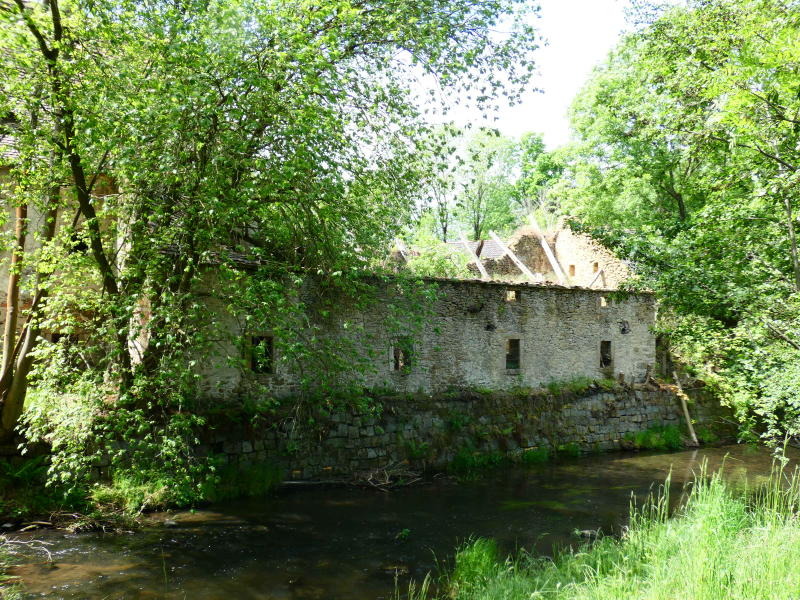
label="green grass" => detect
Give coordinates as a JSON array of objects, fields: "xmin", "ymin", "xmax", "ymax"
[
  {"xmin": 623, "ymin": 424, "xmax": 683, "ymax": 451},
  {"xmin": 519, "ymin": 447, "xmax": 549, "ymax": 465},
  {"xmin": 449, "ymin": 447, "xmax": 507, "ymax": 479},
  {"xmin": 411, "ymin": 462, "xmax": 800, "ymax": 600},
  {"xmin": 0, "ymin": 538, "xmax": 22, "ymax": 599},
  {"xmin": 555, "ymin": 442, "xmax": 582, "ymax": 458},
  {"xmin": 545, "ymin": 377, "xmax": 617, "ymax": 396}
]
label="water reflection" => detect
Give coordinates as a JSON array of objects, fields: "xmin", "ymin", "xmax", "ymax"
[{"xmin": 9, "ymin": 444, "xmax": 788, "ymax": 599}]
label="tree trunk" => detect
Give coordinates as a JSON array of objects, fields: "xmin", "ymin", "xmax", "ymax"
[
  {"xmin": 0, "ymin": 203, "xmax": 58, "ymax": 442},
  {"xmin": 784, "ymin": 195, "xmax": 800, "ymax": 292},
  {"xmin": 1, "ymin": 204, "xmax": 27, "ymax": 377}
]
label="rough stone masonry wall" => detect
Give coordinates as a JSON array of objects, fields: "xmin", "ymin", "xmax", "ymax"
[
  {"xmin": 201, "ymin": 384, "xmax": 727, "ymax": 480},
  {"xmin": 205, "ymin": 278, "xmax": 657, "ymax": 400}
]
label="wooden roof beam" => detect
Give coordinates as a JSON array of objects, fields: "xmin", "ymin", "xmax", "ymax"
[
  {"xmin": 459, "ymin": 232, "xmax": 490, "ymax": 280},
  {"xmin": 488, "ymin": 230, "xmax": 539, "ymax": 283}
]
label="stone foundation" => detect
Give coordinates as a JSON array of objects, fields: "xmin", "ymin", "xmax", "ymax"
[{"xmin": 201, "ymin": 383, "xmax": 729, "ymax": 480}]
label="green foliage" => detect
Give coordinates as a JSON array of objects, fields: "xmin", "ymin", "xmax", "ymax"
[
  {"xmin": 623, "ymin": 424, "xmax": 683, "ymax": 451},
  {"xmin": 454, "ymin": 129, "xmax": 521, "ymax": 240},
  {"xmin": 445, "ymin": 411, "xmax": 473, "ymax": 433},
  {"xmin": 449, "ymin": 446, "xmax": 506, "ymax": 478},
  {"xmin": 0, "ymin": 539, "xmax": 21, "ymax": 599},
  {"xmin": 419, "ymin": 464, "xmax": 800, "ymax": 600},
  {"xmin": 553, "ymin": 0, "xmax": 800, "ymax": 444},
  {"xmin": 91, "ymin": 475, "xmax": 173, "ymax": 516},
  {"xmin": 199, "ymin": 460, "xmax": 283, "ymax": 503},
  {"xmin": 519, "ymin": 447, "xmax": 549, "ymax": 464},
  {"xmin": 449, "ymin": 538, "xmax": 502, "ymax": 597},
  {"xmin": 404, "ymin": 223, "xmax": 472, "ymax": 278},
  {"xmin": 0, "ymin": 0, "xmax": 540, "ymax": 502},
  {"xmin": 0, "ymin": 456, "xmax": 58, "ymax": 520},
  {"xmin": 545, "ymin": 377, "xmax": 616, "ymax": 396},
  {"xmin": 695, "ymin": 427, "xmax": 720, "ymax": 445},
  {"xmin": 555, "ymin": 442, "xmax": 582, "ymax": 458},
  {"xmin": 404, "ymin": 439, "xmax": 432, "ymax": 461}
]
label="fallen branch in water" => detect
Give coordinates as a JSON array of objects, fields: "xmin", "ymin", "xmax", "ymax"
[{"xmin": 353, "ymin": 461, "xmax": 423, "ymax": 491}]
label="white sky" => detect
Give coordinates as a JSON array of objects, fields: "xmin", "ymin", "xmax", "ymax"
[{"xmin": 451, "ymin": 0, "xmax": 632, "ymax": 149}]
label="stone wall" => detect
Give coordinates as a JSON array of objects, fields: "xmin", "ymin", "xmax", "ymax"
[
  {"xmin": 200, "ymin": 384, "xmax": 727, "ymax": 480},
  {"xmin": 554, "ymin": 228, "xmax": 631, "ymax": 289},
  {"xmin": 204, "ymin": 278, "xmax": 657, "ymax": 400}
]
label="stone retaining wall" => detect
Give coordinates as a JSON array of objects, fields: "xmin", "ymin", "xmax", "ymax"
[{"xmin": 201, "ymin": 384, "xmax": 728, "ymax": 480}]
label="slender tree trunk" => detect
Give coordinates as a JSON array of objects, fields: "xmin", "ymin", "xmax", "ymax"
[
  {"xmin": 0, "ymin": 203, "xmax": 57, "ymax": 442},
  {"xmin": 1, "ymin": 204, "xmax": 27, "ymax": 377},
  {"xmin": 784, "ymin": 195, "xmax": 800, "ymax": 292}
]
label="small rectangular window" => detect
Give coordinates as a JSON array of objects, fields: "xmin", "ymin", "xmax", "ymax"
[
  {"xmin": 251, "ymin": 336, "xmax": 274, "ymax": 374},
  {"xmin": 392, "ymin": 337, "xmax": 413, "ymax": 371},
  {"xmin": 505, "ymin": 289, "xmax": 519, "ymax": 302},
  {"xmin": 599, "ymin": 295, "xmax": 608, "ymax": 308},
  {"xmin": 393, "ymin": 346, "xmax": 407, "ymax": 371},
  {"xmin": 600, "ymin": 340, "xmax": 612, "ymax": 368},
  {"xmin": 506, "ymin": 338, "xmax": 520, "ymax": 370},
  {"xmin": 593, "ymin": 262, "xmax": 600, "ymax": 273},
  {"xmin": 569, "ymin": 264, "xmax": 575, "ymax": 277}
]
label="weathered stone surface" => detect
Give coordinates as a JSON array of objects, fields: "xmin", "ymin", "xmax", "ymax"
[{"xmin": 205, "ymin": 386, "xmax": 728, "ymax": 480}]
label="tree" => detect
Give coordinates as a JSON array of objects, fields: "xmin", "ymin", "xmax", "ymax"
[
  {"xmin": 560, "ymin": 0, "xmax": 800, "ymax": 441},
  {"xmin": 455, "ymin": 129, "xmax": 519, "ymax": 240},
  {"xmin": 0, "ymin": 0, "xmax": 539, "ymax": 495},
  {"xmin": 514, "ymin": 132, "xmax": 566, "ymax": 219}
]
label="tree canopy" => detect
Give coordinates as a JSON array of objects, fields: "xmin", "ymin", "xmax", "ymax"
[
  {"xmin": 0, "ymin": 0, "xmax": 539, "ymax": 497},
  {"xmin": 557, "ymin": 0, "xmax": 800, "ymax": 441}
]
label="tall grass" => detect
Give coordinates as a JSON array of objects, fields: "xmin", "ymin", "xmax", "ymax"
[
  {"xmin": 0, "ymin": 538, "xmax": 21, "ymax": 599},
  {"xmin": 418, "ymin": 462, "xmax": 800, "ymax": 600}
]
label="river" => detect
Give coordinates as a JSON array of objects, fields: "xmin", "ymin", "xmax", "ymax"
[{"xmin": 6, "ymin": 443, "xmax": 786, "ymax": 599}]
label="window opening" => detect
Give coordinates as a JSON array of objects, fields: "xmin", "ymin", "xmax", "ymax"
[
  {"xmin": 393, "ymin": 346, "xmax": 407, "ymax": 371},
  {"xmin": 393, "ymin": 337, "xmax": 413, "ymax": 371},
  {"xmin": 593, "ymin": 262, "xmax": 599, "ymax": 273},
  {"xmin": 600, "ymin": 295, "xmax": 608, "ymax": 308},
  {"xmin": 569, "ymin": 264, "xmax": 575, "ymax": 277},
  {"xmin": 600, "ymin": 340, "xmax": 612, "ymax": 368},
  {"xmin": 506, "ymin": 338, "xmax": 521, "ymax": 370},
  {"xmin": 505, "ymin": 289, "xmax": 519, "ymax": 302},
  {"xmin": 251, "ymin": 336, "xmax": 274, "ymax": 374}
]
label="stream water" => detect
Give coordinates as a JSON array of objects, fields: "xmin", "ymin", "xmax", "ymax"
[{"xmin": 7, "ymin": 444, "xmax": 788, "ymax": 599}]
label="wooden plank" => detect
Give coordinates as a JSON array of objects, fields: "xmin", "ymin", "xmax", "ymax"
[
  {"xmin": 529, "ymin": 215, "xmax": 566, "ymax": 284},
  {"xmin": 588, "ymin": 269, "xmax": 604, "ymax": 288},
  {"xmin": 488, "ymin": 231, "xmax": 537, "ymax": 283},
  {"xmin": 673, "ymin": 371, "xmax": 700, "ymax": 447},
  {"xmin": 459, "ymin": 233, "xmax": 490, "ymax": 280}
]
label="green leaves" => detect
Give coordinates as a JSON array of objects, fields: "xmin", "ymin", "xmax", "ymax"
[{"xmin": 560, "ymin": 0, "xmax": 800, "ymax": 442}]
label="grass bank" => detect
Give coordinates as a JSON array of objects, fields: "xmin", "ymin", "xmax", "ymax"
[
  {"xmin": 413, "ymin": 462, "xmax": 800, "ymax": 600},
  {"xmin": 0, "ymin": 538, "xmax": 21, "ymax": 599}
]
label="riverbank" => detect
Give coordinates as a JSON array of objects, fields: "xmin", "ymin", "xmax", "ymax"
[{"xmin": 421, "ymin": 461, "xmax": 800, "ymax": 600}]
